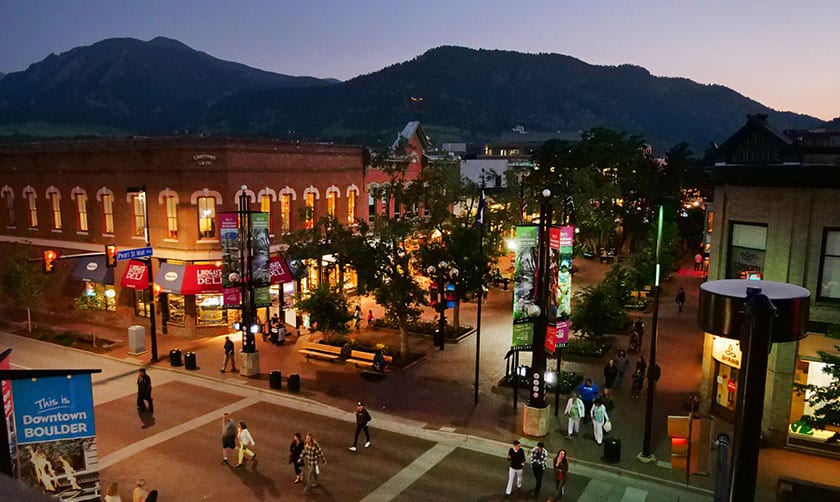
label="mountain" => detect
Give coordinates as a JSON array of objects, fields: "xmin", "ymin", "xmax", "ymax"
[
  {"xmin": 0, "ymin": 37, "xmax": 336, "ymax": 134},
  {"xmin": 205, "ymin": 46, "xmax": 822, "ymax": 149},
  {"xmin": 0, "ymin": 41, "xmax": 826, "ymax": 149}
]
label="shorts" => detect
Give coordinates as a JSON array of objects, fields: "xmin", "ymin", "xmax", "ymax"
[{"xmin": 222, "ymin": 435, "xmax": 235, "ymax": 449}]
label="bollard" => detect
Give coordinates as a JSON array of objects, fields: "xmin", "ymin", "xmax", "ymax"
[
  {"xmin": 269, "ymin": 370, "xmax": 282, "ymax": 390},
  {"xmin": 169, "ymin": 349, "xmax": 182, "ymax": 367},
  {"xmin": 288, "ymin": 374, "xmax": 301, "ymax": 393},
  {"xmin": 184, "ymin": 351, "xmax": 197, "ymax": 370}
]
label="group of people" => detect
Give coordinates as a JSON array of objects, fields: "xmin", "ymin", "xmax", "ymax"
[
  {"xmin": 103, "ymin": 479, "xmax": 157, "ymax": 502},
  {"xmin": 352, "ymin": 305, "xmax": 375, "ymax": 331},
  {"xmin": 506, "ymin": 440, "xmax": 569, "ymax": 499}
]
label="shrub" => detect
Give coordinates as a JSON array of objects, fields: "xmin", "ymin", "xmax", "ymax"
[
  {"xmin": 564, "ymin": 336, "xmax": 613, "ymax": 358},
  {"xmin": 374, "ymin": 316, "xmax": 471, "ymax": 338}
]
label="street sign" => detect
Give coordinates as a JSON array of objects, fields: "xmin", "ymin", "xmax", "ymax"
[{"xmin": 116, "ymin": 247, "xmax": 153, "ymax": 261}]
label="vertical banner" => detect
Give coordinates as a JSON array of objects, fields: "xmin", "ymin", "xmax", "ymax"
[
  {"xmin": 12, "ymin": 374, "xmax": 99, "ymax": 500},
  {"xmin": 1, "ymin": 352, "xmax": 17, "ymax": 479},
  {"xmin": 219, "ymin": 213, "xmax": 240, "ymax": 288},
  {"xmin": 512, "ymin": 226, "xmax": 539, "ymax": 348},
  {"xmin": 251, "ymin": 212, "xmax": 271, "ymax": 287},
  {"xmin": 557, "ymin": 225, "xmax": 575, "ymax": 320}
]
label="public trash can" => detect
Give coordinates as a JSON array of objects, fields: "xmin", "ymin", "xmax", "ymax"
[
  {"xmin": 169, "ymin": 349, "xmax": 182, "ymax": 367},
  {"xmin": 184, "ymin": 351, "xmax": 197, "ymax": 370},
  {"xmin": 288, "ymin": 374, "xmax": 301, "ymax": 393},
  {"xmin": 269, "ymin": 370, "xmax": 283, "ymax": 390},
  {"xmin": 603, "ymin": 437, "xmax": 621, "ymax": 463}
]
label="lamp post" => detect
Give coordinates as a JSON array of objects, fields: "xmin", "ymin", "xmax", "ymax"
[
  {"xmin": 127, "ymin": 185, "xmax": 158, "ymax": 362},
  {"xmin": 427, "ymin": 261, "xmax": 458, "ymax": 351}
]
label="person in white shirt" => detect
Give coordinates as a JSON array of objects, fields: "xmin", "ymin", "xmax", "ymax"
[
  {"xmin": 564, "ymin": 395, "xmax": 585, "ymax": 437},
  {"xmin": 236, "ymin": 421, "xmax": 257, "ymax": 467}
]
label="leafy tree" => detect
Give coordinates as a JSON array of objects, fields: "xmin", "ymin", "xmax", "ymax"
[
  {"xmin": 796, "ymin": 347, "xmax": 840, "ymax": 444},
  {"xmin": 570, "ymin": 267, "xmax": 630, "ymax": 337},
  {"xmin": 0, "ymin": 245, "xmax": 51, "ymax": 332},
  {"xmin": 294, "ymin": 283, "xmax": 352, "ymax": 340}
]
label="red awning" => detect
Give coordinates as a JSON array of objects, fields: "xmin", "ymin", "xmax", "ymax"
[
  {"xmin": 270, "ymin": 255, "xmax": 293, "ymax": 284},
  {"xmin": 180, "ymin": 264, "xmax": 223, "ymax": 295},
  {"xmin": 120, "ymin": 260, "xmax": 149, "ymax": 290}
]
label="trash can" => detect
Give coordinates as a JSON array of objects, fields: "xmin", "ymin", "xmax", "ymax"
[
  {"xmin": 269, "ymin": 370, "xmax": 283, "ymax": 390},
  {"xmin": 603, "ymin": 437, "xmax": 621, "ymax": 463},
  {"xmin": 287, "ymin": 374, "xmax": 300, "ymax": 393},
  {"xmin": 184, "ymin": 351, "xmax": 197, "ymax": 370},
  {"xmin": 169, "ymin": 349, "xmax": 182, "ymax": 367}
]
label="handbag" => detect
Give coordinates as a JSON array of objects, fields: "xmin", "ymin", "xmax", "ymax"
[
  {"xmin": 603, "ymin": 420, "xmax": 612, "ymax": 432},
  {"xmin": 315, "ymin": 464, "xmax": 320, "ymax": 475}
]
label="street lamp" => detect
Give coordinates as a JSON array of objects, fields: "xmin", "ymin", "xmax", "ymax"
[
  {"xmin": 127, "ymin": 185, "xmax": 158, "ymax": 362},
  {"xmin": 426, "ymin": 260, "xmax": 458, "ymax": 351}
]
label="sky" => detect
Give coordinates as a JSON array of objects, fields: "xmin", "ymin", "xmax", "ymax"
[{"xmin": 2, "ymin": 0, "xmax": 839, "ymax": 121}]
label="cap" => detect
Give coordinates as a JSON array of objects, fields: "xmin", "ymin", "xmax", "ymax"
[{"xmin": 357, "ymin": 401, "xmax": 364, "ymax": 406}]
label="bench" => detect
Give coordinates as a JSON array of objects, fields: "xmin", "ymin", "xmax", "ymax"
[
  {"xmin": 297, "ymin": 341, "xmax": 343, "ymax": 361},
  {"xmin": 347, "ymin": 349, "xmax": 393, "ymax": 369}
]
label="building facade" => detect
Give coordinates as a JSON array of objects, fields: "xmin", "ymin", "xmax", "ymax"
[
  {"xmin": 0, "ymin": 137, "xmax": 366, "ymax": 338},
  {"xmin": 702, "ymin": 114, "xmax": 840, "ymax": 456}
]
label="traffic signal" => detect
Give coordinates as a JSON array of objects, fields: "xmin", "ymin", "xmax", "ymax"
[
  {"xmin": 105, "ymin": 244, "xmax": 118, "ymax": 268},
  {"xmin": 42, "ymin": 250, "xmax": 57, "ymax": 273}
]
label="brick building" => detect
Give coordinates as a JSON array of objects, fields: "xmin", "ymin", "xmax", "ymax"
[{"xmin": 0, "ymin": 137, "xmax": 366, "ymax": 338}]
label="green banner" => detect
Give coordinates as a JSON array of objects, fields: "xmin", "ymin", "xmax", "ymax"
[
  {"xmin": 251, "ymin": 212, "xmax": 271, "ymax": 287},
  {"xmin": 512, "ymin": 225, "xmax": 538, "ymax": 348},
  {"xmin": 254, "ymin": 285, "xmax": 272, "ymax": 307}
]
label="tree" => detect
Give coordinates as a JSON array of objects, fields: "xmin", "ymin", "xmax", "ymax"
[
  {"xmin": 294, "ymin": 283, "xmax": 352, "ymax": 340},
  {"xmin": 0, "ymin": 245, "xmax": 51, "ymax": 332},
  {"xmin": 797, "ymin": 346, "xmax": 840, "ymax": 444},
  {"xmin": 570, "ymin": 267, "xmax": 630, "ymax": 337}
]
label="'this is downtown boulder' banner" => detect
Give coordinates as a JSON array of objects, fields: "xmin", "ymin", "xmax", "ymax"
[{"xmin": 11, "ymin": 374, "xmax": 100, "ymax": 500}]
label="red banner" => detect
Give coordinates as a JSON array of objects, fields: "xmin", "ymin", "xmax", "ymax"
[
  {"xmin": 181, "ymin": 264, "xmax": 223, "ymax": 295},
  {"xmin": 120, "ymin": 260, "xmax": 149, "ymax": 289}
]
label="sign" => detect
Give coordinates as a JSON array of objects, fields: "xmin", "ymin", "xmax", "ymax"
[
  {"xmin": 116, "ymin": 247, "xmax": 153, "ymax": 261},
  {"xmin": 219, "ymin": 213, "xmax": 240, "ymax": 288},
  {"xmin": 727, "ymin": 380, "xmax": 737, "ymax": 392},
  {"xmin": 712, "ymin": 336, "xmax": 742, "ymax": 369},
  {"xmin": 120, "ymin": 260, "xmax": 149, "ymax": 289},
  {"xmin": 512, "ymin": 226, "xmax": 538, "ymax": 348},
  {"xmin": 251, "ymin": 212, "xmax": 271, "ymax": 287}
]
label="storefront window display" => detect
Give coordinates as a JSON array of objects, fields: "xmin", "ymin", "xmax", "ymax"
[
  {"xmin": 79, "ymin": 282, "xmax": 117, "ymax": 312},
  {"xmin": 788, "ymin": 335, "xmax": 840, "ymax": 455},
  {"xmin": 197, "ymin": 293, "xmax": 226, "ymax": 326},
  {"xmin": 134, "ymin": 289, "xmax": 150, "ymax": 318},
  {"xmin": 711, "ymin": 336, "xmax": 741, "ymax": 422},
  {"xmin": 168, "ymin": 294, "xmax": 186, "ymax": 325}
]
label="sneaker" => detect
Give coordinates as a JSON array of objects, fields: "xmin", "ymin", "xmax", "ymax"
[
  {"xmin": 221, "ymin": 458, "xmax": 228, "ymax": 465},
  {"xmin": 348, "ymin": 446, "xmax": 357, "ymax": 452},
  {"xmin": 251, "ymin": 454, "xmax": 257, "ymax": 462},
  {"xmin": 220, "ymin": 369, "xmax": 225, "ymax": 373},
  {"xmin": 235, "ymin": 463, "xmax": 243, "ymax": 468},
  {"xmin": 364, "ymin": 441, "xmax": 371, "ymax": 448}
]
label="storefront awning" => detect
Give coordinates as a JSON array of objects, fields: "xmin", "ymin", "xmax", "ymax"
[
  {"xmin": 72, "ymin": 256, "xmax": 114, "ymax": 284},
  {"xmin": 120, "ymin": 260, "xmax": 149, "ymax": 290},
  {"xmin": 270, "ymin": 255, "xmax": 293, "ymax": 284},
  {"xmin": 155, "ymin": 263, "xmax": 223, "ymax": 295}
]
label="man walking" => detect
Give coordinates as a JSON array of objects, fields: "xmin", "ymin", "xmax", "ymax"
[
  {"xmin": 220, "ymin": 412, "xmax": 237, "ymax": 465},
  {"xmin": 220, "ymin": 336, "xmax": 237, "ymax": 373},
  {"xmin": 348, "ymin": 401, "xmax": 371, "ymax": 452},
  {"xmin": 136, "ymin": 369, "xmax": 153, "ymax": 413},
  {"xmin": 353, "ymin": 305, "xmax": 362, "ymax": 331},
  {"xmin": 563, "ymin": 395, "xmax": 585, "ymax": 437},
  {"xmin": 576, "ymin": 378, "xmax": 599, "ymax": 423},
  {"xmin": 530, "ymin": 441, "xmax": 549, "ymax": 498},
  {"xmin": 505, "ymin": 440, "xmax": 526, "ymax": 495},
  {"xmin": 675, "ymin": 287, "xmax": 686, "ymax": 312},
  {"xmin": 613, "ymin": 349, "xmax": 630, "ymax": 390}
]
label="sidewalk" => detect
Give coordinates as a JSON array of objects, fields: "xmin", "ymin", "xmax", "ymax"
[{"xmin": 23, "ymin": 255, "xmax": 840, "ymax": 500}]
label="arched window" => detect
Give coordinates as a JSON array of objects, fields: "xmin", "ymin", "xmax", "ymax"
[
  {"xmin": 46, "ymin": 186, "xmax": 61, "ymax": 231},
  {"xmin": 70, "ymin": 187, "xmax": 88, "ymax": 232},
  {"xmin": 1, "ymin": 186, "xmax": 14, "ymax": 228},
  {"xmin": 96, "ymin": 187, "xmax": 115, "ymax": 235},
  {"xmin": 159, "ymin": 188, "xmax": 179, "ymax": 239}
]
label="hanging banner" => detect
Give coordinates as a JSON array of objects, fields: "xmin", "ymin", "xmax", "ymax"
[
  {"xmin": 12, "ymin": 374, "xmax": 99, "ymax": 499},
  {"xmin": 557, "ymin": 226, "xmax": 574, "ymax": 320},
  {"xmin": 219, "ymin": 213, "xmax": 240, "ymax": 288},
  {"xmin": 223, "ymin": 287, "xmax": 242, "ymax": 308},
  {"xmin": 1, "ymin": 350, "xmax": 17, "ymax": 479},
  {"xmin": 254, "ymin": 285, "xmax": 272, "ymax": 308},
  {"xmin": 251, "ymin": 212, "xmax": 271, "ymax": 287},
  {"xmin": 512, "ymin": 226, "xmax": 539, "ymax": 348}
]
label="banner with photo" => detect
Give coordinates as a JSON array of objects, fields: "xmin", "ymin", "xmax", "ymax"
[
  {"xmin": 251, "ymin": 212, "xmax": 271, "ymax": 287},
  {"xmin": 12, "ymin": 374, "xmax": 99, "ymax": 500},
  {"xmin": 1, "ymin": 350, "xmax": 17, "ymax": 479},
  {"xmin": 219, "ymin": 212, "xmax": 240, "ymax": 288},
  {"xmin": 512, "ymin": 226, "xmax": 538, "ymax": 348}
]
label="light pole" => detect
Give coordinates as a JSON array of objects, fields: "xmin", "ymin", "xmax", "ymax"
[
  {"xmin": 427, "ymin": 261, "xmax": 458, "ymax": 351},
  {"xmin": 127, "ymin": 185, "xmax": 158, "ymax": 362}
]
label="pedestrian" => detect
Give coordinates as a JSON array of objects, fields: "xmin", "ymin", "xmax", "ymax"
[
  {"xmin": 591, "ymin": 398, "xmax": 610, "ymax": 445},
  {"xmin": 235, "ymin": 421, "xmax": 256, "ymax": 468},
  {"xmin": 105, "ymin": 482, "xmax": 122, "ymax": 502},
  {"xmin": 505, "ymin": 439, "xmax": 526, "ymax": 495},
  {"xmin": 636, "ymin": 356, "xmax": 647, "ymax": 378},
  {"xmin": 563, "ymin": 395, "xmax": 585, "ymax": 437},
  {"xmin": 603, "ymin": 359, "xmax": 618, "ymax": 398},
  {"xmin": 353, "ymin": 305, "xmax": 362, "ymax": 331},
  {"xmin": 348, "ymin": 401, "xmax": 372, "ymax": 451},
  {"xmin": 300, "ymin": 432, "xmax": 326, "ymax": 495},
  {"xmin": 613, "ymin": 350, "xmax": 630, "ymax": 390},
  {"xmin": 631, "ymin": 367, "xmax": 645, "ymax": 399},
  {"xmin": 220, "ymin": 412, "xmax": 237, "ymax": 465},
  {"xmin": 633, "ymin": 317, "xmax": 645, "ymax": 349},
  {"xmin": 132, "ymin": 479, "xmax": 148, "ymax": 502},
  {"xmin": 695, "ymin": 252, "xmax": 703, "ymax": 272},
  {"xmin": 289, "ymin": 432, "xmax": 305, "ymax": 483},
  {"xmin": 530, "ymin": 441, "xmax": 549, "ymax": 498},
  {"xmin": 576, "ymin": 379, "xmax": 599, "ymax": 423},
  {"xmin": 136, "ymin": 369, "xmax": 153, "ymax": 413},
  {"xmin": 145, "ymin": 491, "xmax": 158, "ymax": 502},
  {"xmin": 367, "ymin": 309, "xmax": 374, "ymax": 327},
  {"xmin": 220, "ymin": 336, "xmax": 238, "ymax": 373},
  {"xmin": 554, "ymin": 449, "xmax": 569, "ymax": 500},
  {"xmin": 675, "ymin": 287, "xmax": 686, "ymax": 312}
]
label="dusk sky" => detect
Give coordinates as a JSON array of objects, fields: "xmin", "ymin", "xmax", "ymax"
[{"xmin": 2, "ymin": 0, "xmax": 839, "ymax": 121}]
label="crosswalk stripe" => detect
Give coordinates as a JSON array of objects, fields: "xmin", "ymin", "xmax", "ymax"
[
  {"xmin": 621, "ymin": 486, "xmax": 648, "ymax": 501},
  {"xmin": 360, "ymin": 443, "xmax": 457, "ymax": 502}
]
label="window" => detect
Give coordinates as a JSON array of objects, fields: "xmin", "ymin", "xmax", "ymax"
[
  {"xmin": 25, "ymin": 190, "xmax": 38, "ymax": 228},
  {"xmin": 49, "ymin": 191, "xmax": 62, "ymax": 230},
  {"xmin": 134, "ymin": 289, "xmax": 151, "ymax": 318},
  {"xmin": 164, "ymin": 195, "xmax": 178, "ymax": 239},
  {"xmin": 3, "ymin": 191, "xmax": 13, "ymax": 227},
  {"xmin": 260, "ymin": 194, "xmax": 273, "ymax": 233},
  {"xmin": 727, "ymin": 223, "xmax": 767, "ymax": 279},
  {"xmin": 198, "ymin": 196, "xmax": 216, "ymax": 239},
  {"xmin": 131, "ymin": 194, "xmax": 146, "ymax": 237},
  {"xmin": 76, "ymin": 193, "xmax": 88, "ymax": 232},
  {"xmin": 347, "ymin": 190, "xmax": 356, "ymax": 224},
  {"xmin": 305, "ymin": 192, "xmax": 315, "ymax": 229},
  {"xmin": 819, "ymin": 229, "xmax": 840, "ymax": 300},
  {"xmin": 326, "ymin": 191, "xmax": 336, "ymax": 218},
  {"xmin": 706, "ymin": 211, "xmax": 715, "ymax": 234},
  {"xmin": 280, "ymin": 194, "xmax": 291, "ymax": 233},
  {"xmin": 102, "ymin": 193, "xmax": 114, "ymax": 234},
  {"xmin": 368, "ymin": 193, "xmax": 376, "ymax": 220}
]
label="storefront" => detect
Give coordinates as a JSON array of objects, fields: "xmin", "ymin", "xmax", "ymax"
[
  {"xmin": 155, "ymin": 262, "xmax": 225, "ymax": 329},
  {"xmin": 269, "ymin": 255, "xmax": 297, "ymax": 326},
  {"xmin": 710, "ymin": 335, "xmax": 741, "ymax": 423},
  {"xmin": 72, "ymin": 256, "xmax": 116, "ymax": 311},
  {"xmin": 788, "ymin": 334, "xmax": 840, "ymax": 456},
  {"xmin": 119, "ymin": 259, "xmax": 151, "ymax": 318}
]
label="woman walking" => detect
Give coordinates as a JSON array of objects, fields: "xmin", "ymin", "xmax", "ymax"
[
  {"xmin": 289, "ymin": 432, "xmax": 305, "ymax": 483},
  {"xmin": 603, "ymin": 359, "xmax": 618, "ymax": 399},
  {"xmin": 300, "ymin": 433, "xmax": 326, "ymax": 495},
  {"xmin": 554, "ymin": 449, "xmax": 569, "ymax": 500},
  {"xmin": 236, "ymin": 421, "xmax": 256, "ymax": 468},
  {"xmin": 591, "ymin": 399, "xmax": 610, "ymax": 445}
]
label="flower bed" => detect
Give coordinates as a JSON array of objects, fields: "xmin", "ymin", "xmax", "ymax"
[{"xmin": 563, "ymin": 335, "xmax": 614, "ymax": 359}]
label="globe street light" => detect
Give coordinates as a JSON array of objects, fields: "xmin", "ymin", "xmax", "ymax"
[{"xmin": 427, "ymin": 261, "xmax": 458, "ymax": 351}]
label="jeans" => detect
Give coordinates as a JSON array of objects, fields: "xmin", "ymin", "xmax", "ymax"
[{"xmin": 505, "ymin": 467, "xmax": 523, "ymax": 494}]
